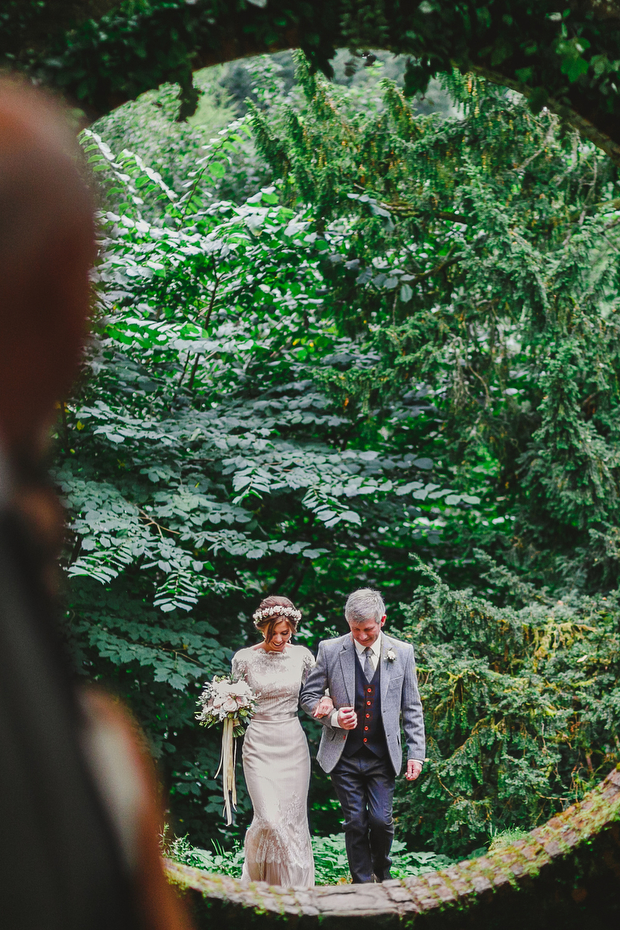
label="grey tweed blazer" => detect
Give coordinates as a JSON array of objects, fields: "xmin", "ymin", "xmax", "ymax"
[{"xmin": 300, "ymin": 631, "xmax": 425, "ymax": 775}]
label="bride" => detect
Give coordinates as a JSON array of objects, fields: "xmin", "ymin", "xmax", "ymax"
[{"xmin": 231, "ymin": 595, "xmax": 332, "ymax": 887}]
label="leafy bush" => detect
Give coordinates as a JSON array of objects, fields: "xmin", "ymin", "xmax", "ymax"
[
  {"xmin": 252, "ymin": 55, "xmax": 620, "ymax": 592},
  {"xmin": 89, "ymin": 64, "xmax": 270, "ymax": 216},
  {"xmin": 395, "ymin": 561, "xmax": 620, "ymax": 856},
  {"xmin": 62, "ymin": 54, "xmax": 620, "ymax": 856},
  {"xmin": 488, "ymin": 828, "xmax": 530, "ymax": 853},
  {"xmin": 311, "ymin": 834, "xmax": 454, "ymax": 884},
  {"xmin": 164, "ymin": 830, "xmax": 453, "ymax": 884},
  {"xmin": 162, "ymin": 830, "xmax": 245, "ymax": 877}
]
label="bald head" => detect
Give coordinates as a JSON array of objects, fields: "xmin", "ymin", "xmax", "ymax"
[{"xmin": 0, "ymin": 78, "xmax": 94, "ymax": 460}]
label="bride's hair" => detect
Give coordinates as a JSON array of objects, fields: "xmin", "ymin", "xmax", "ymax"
[{"xmin": 253, "ymin": 595, "xmax": 301, "ymax": 640}]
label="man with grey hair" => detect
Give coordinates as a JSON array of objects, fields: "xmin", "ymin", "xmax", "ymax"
[{"xmin": 301, "ymin": 588, "xmax": 425, "ymax": 883}]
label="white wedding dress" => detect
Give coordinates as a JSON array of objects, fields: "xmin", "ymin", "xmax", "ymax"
[{"xmin": 232, "ymin": 644, "xmax": 315, "ymax": 887}]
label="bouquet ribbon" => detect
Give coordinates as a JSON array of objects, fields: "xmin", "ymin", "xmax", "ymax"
[{"xmin": 215, "ymin": 716, "xmax": 238, "ymax": 825}]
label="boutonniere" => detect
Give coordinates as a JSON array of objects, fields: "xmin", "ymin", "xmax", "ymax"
[{"xmin": 386, "ymin": 648, "xmax": 397, "ymax": 663}]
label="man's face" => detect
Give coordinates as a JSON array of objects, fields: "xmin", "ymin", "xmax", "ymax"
[{"xmin": 349, "ymin": 615, "xmax": 385, "ymax": 647}]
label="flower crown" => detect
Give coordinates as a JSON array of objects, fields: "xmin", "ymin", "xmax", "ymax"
[{"xmin": 253, "ymin": 605, "xmax": 301, "ymax": 627}]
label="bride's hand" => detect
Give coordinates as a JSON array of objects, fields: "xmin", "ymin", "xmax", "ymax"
[{"xmin": 313, "ymin": 695, "xmax": 334, "ymax": 718}]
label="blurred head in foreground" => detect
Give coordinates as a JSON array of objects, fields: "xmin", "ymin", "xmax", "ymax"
[
  {"xmin": 0, "ymin": 79, "xmax": 192, "ymax": 930},
  {"xmin": 0, "ymin": 77, "xmax": 94, "ymax": 464}
]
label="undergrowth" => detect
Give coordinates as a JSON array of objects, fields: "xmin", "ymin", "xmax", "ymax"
[{"xmin": 163, "ymin": 830, "xmax": 455, "ymax": 884}]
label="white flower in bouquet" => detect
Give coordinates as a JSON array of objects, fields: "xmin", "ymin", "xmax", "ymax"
[
  {"xmin": 196, "ymin": 675, "xmax": 257, "ymax": 737},
  {"xmin": 196, "ymin": 674, "xmax": 257, "ymax": 825}
]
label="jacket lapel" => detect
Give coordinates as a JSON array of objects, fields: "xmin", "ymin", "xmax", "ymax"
[
  {"xmin": 380, "ymin": 632, "xmax": 392, "ymax": 707},
  {"xmin": 339, "ymin": 635, "xmax": 356, "ymax": 706}
]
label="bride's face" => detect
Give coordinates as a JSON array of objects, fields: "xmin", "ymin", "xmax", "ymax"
[{"xmin": 263, "ymin": 619, "xmax": 293, "ymax": 652}]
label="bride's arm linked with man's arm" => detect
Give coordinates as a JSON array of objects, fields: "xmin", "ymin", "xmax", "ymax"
[
  {"xmin": 300, "ymin": 641, "xmax": 339, "ymax": 726},
  {"xmin": 301, "ymin": 638, "xmax": 358, "ymax": 730}
]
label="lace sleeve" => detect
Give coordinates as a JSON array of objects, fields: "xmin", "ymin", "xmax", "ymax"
[
  {"xmin": 301, "ymin": 648, "xmax": 315, "ymax": 685},
  {"xmin": 232, "ymin": 651, "xmax": 248, "ymax": 682}
]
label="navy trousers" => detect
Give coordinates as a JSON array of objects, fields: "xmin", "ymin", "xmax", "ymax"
[{"xmin": 330, "ymin": 749, "xmax": 395, "ymax": 883}]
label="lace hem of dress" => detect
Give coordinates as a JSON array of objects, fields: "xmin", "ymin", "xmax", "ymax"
[{"xmin": 244, "ymin": 794, "xmax": 312, "ymax": 873}]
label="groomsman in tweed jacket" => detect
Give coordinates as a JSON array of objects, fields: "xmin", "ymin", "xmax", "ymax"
[{"xmin": 301, "ymin": 588, "xmax": 425, "ymax": 884}]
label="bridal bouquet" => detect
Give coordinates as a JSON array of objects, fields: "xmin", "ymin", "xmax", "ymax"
[{"xmin": 196, "ymin": 676, "xmax": 257, "ymax": 824}]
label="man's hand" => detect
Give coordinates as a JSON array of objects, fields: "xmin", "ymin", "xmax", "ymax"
[
  {"xmin": 313, "ymin": 695, "xmax": 334, "ymax": 718},
  {"xmin": 337, "ymin": 706, "xmax": 358, "ymax": 729},
  {"xmin": 406, "ymin": 760, "xmax": 423, "ymax": 781}
]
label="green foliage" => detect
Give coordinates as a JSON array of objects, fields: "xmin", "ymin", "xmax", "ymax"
[
  {"xmin": 395, "ymin": 560, "xmax": 620, "ymax": 855},
  {"xmin": 88, "ymin": 64, "xmax": 271, "ymax": 214},
  {"xmin": 164, "ymin": 829, "xmax": 454, "ymax": 884},
  {"xmin": 162, "ymin": 830, "xmax": 245, "ymax": 876},
  {"xmin": 252, "ymin": 57, "xmax": 620, "ymax": 592},
  {"xmin": 488, "ymin": 827, "xmax": 530, "ymax": 852},
  {"xmin": 3, "ymin": 1, "xmax": 620, "ymax": 166},
  {"xmin": 311, "ymin": 833, "xmax": 454, "ymax": 884},
  {"xmin": 63, "ymin": 54, "xmax": 620, "ymax": 858}
]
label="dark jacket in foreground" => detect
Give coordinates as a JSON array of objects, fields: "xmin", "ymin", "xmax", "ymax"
[{"xmin": 0, "ymin": 506, "xmax": 139, "ymax": 930}]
